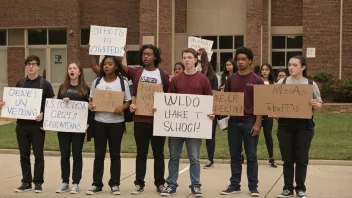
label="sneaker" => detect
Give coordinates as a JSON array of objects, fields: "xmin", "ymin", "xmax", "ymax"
[
  {"xmin": 250, "ymin": 189, "xmax": 260, "ymax": 197},
  {"xmin": 70, "ymin": 184, "xmax": 79, "ymax": 194},
  {"xmin": 160, "ymin": 186, "xmax": 176, "ymax": 196},
  {"xmin": 111, "ymin": 186, "xmax": 121, "ymax": 195},
  {"xmin": 220, "ymin": 185, "xmax": 241, "ymax": 195},
  {"xmin": 269, "ymin": 159, "xmax": 278, "ymax": 168},
  {"xmin": 86, "ymin": 186, "xmax": 102, "ymax": 195},
  {"xmin": 296, "ymin": 190, "xmax": 307, "ymax": 198},
  {"xmin": 131, "ymin": 185, "xmax": 144, "ymax": 195},
  {"xmin": 277, "ymin": 189, "xmax": 294, "ymax": 197},
  {"xmin": 15, "ymin": 183, "xmax": 32, "ymax": 193},
  {"xmin": 190, "ymin": 186, "xmax": 203, "ymax": 197},
  {"xmin": 156, "ymin": 185, "xmax": 165, "ymax": 193},
  {"xmin": 34, "ymin": 184, "xmax": 43, "ymax": 193},
  {"xmin": 56, "ymin": 183, "xmax": 70, "ymax": 193},
  {"xmin": 203, "ymin": 161, "xmax": 214, "ymax": 169}
]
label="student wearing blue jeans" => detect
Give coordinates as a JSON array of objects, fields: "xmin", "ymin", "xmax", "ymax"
[{"xmin": 221, "ymin": 47, "xmax": 263, "ymax": 197}]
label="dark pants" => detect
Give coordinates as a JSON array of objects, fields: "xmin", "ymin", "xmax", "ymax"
[
  {"xmin": 206, "ymin": 119, "xmax": 217, "ymax": 162},
  {"xmin": 261, "ymin": 116, "xmax": 274, "ymax": 158},
  {"xmin": 277, "ymin": 118, "xmax": 314, "ymax": 192},
  {"xmin": 16, "ymin": 125, "xmax": 45, "ymax": 185},
  {"xmin": 58, "ymin": 132, "xmax": 85, "ymax": 184},
  {"xmin": 227, "ymin": 118, "xmax": 258, "ymax": 190},
  {"xmin": 92, "ymin": 121, "xmax": 124, "ymax": 188},
  {"xmin": 134, "ymin": 122, "xmax": 166, "ymax": 187}
]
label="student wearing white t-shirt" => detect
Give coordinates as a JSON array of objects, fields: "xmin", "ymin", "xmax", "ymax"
[
  {"xmin": 86, "ymin": 56, "xmax": 131, "ymax": 195},
  {"xmin": 259, "ymin": 63, "xmax": 278, "ymax": 168}
]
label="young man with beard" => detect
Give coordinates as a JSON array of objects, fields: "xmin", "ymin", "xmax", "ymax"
[
  {"xmin": 0, "ymin": 55, "xmax": 54, "ymax": 193},
  {"xmin": 221, "ymin": 47, "xmax": 263, "ymax": 197}
]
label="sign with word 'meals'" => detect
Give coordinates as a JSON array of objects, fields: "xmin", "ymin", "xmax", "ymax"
[
  {"xmin": 1, "ymin": 87, "xmax": 42, "ymax": 120},
  {"xmin": 92, "ymin": 90, "xmax": 124, "ymax": 112},
  {"xmin": 213, "ymin": 91, "xmax": 244, "ymax": 116},
  {"xmin": 89, "ymin": 25, "xmax": 127, "ymax": 56},
  {"xmin": 153, "ymin": 93, "xmax": 213, "ymax": 139},
  {"xmin": 254, "ymin": 84, "xmax": 313, "ymax": 119},
  {"xmin": 136, "ymin": 82, "xmax": 163, "ymax": 116},
  {"xmin": 43, "ymin": 99, "xmax": 88, "ymax": 133},
  {"xmin": 188, "ymin": 36, "xmax": 214, "ymax": 61}
]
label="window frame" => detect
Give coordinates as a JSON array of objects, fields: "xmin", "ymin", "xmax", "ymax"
[{"xmin": 271, "ymin": 35, "xmax": 303, "ymax": 68}]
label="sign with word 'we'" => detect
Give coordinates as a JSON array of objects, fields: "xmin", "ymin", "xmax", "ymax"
[
  {"xmin": 43, "ymin": 99, "xmax": 88, "ymax": 133},
  {"xmin": 1, "ymin": 87, "xmax": 43, "ymax": 120},
  {"xmin": 153, "ymin": 93, "xmax": 213, "ymax": 139},
  {"xmin": 89, "ymin": 25, "xmax": 127, "ymax": 56},
  {"xmin": 254, "ymin": 84, "xmax": 313, "ymax": 119}
]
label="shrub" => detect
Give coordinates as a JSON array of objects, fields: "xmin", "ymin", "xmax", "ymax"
[{"xmin": 313, "ymin": 71, "xmax": 333, "ymax": 84}]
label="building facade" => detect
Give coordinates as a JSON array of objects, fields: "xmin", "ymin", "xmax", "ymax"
[{"xmin": 0, "ymin": 0, "xmax": 350, "ymax": 95}]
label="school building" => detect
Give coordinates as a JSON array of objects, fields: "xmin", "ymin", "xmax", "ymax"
[{"xmin": 0, "ymin": 0, "xmax": 350, "ymax": 96}]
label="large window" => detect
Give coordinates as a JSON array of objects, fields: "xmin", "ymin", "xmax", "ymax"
[
  {"xmin": 28, "ymin": 28, "xmax": 66, "ymax": 45},
  {"xmin": 81, "ymin": 28, "xmax": 90, "ymax": 45},
  {"xmin": 272, "ymin": 35, "xmax": 302, "ymax": 68},
  {"xmin": 197, "ymin": 35, "xmax": 244, "ymax": 72}
]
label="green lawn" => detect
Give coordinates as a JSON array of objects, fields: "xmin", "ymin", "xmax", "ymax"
[{"xmin": 0, "ymin": 113, "xmax": 351, "ymax": 160}]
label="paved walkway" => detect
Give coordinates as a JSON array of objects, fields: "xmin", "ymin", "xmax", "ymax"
[{"xmin": 0, "ymin": 154, "xmax": 350, "ymax": 198}]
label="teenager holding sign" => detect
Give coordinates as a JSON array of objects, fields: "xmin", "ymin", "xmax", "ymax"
[
  {"xmin": 0, "ymin": 55, "xmax": 54, "ymax": 193},
  {"xmin": 222, "ymin": 47, "xmax": 263, "ymax": 197},
  {"xmin": 86, "ymin": 56, "xmax": 131, "ymax": 195},
  {"xmin": 160, "ymin": 48, "xmax": 215, "ymax": 197},
  {"xmin": 122, "ymin": 44, "xmax": 170, "ymax": 195},
  {"xmin": 260, "ymin": 63, "xmax": 278, "ymax": 168},
  {"xmin": 55, "ymin": 63, "xmax": 90, "ymax": 194},
  {"xmin": 276, "ymin": 56, "xmax": 322, "ymax": 198}
]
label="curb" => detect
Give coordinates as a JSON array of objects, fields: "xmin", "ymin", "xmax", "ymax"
[{"xmin": 1, "ymin": 149, "xmax": 351, "ymax": 166}]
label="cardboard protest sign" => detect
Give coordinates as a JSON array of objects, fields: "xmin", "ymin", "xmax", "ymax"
[
  {"xmin": 43, "ymin": 99, "xmax": 88, "ymax": 133},
  {"xmin": 92, "ymin": 90, "xmax": 124, "ymax": 112},
  {"xmin": 153, "ymin": 93, "xmax": 213, "ymax": 139},
  {"xmin": 89, "ymin": 25, "xmax": 127, "ymax": 56},
  {"xmin": 213, "ymin": 91, "xmax": 244, "ymax": 116},
  {"xmin": 254, "ymin": 84, "xmax": 313, "ymax": 119},
  {"xmin": 1, "ymin": 87, "xmax": 42, "ymax": 120},
  {"xmin": 188, "ymin": 36, "xmax": 214, "ymax": 61},
  {"xmin": 135, "ymin": 82, "xmax": 163, "ymax": 116}
]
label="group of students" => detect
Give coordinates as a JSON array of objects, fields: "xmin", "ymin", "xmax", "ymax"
[{"xmin": 0, "ymin": 44, "xmax": 322, "ymax": 198}]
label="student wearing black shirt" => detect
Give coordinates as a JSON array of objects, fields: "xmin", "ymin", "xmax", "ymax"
[
  {"xmin": 0, "ymin": 55, "xmax": 54, "ymax": 193},
  {"xmin": 55, "ymin": 63, "xmax": 90, "ymax": 194}
]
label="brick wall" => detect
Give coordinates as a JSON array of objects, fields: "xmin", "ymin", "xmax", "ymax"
[
  {"xmin": 245, "ymin": 0, "xmax": 263, "ymax": 67},
  {"xmin": 321, "ymin": 103, "xmax": 352, "ymax": 113},
  {"xmin": 7, "ymin": 48, "xmax": 25, "ymax": 87},
  {"xmin": 302, "ymin": 0, "xmax": 340, "ymax": 77},
  {"xmin": 342, "ymin": 0, "xmax": 352, "ymax": 79},
  {"xmin": 271, "ymin": 0, "xmax": 303, "ymax": 26},
  {"xmin": 262, "ymin": 0, "xmax": 269, "ymax": 65},
  {"xmin": 175, "ymin": 0, "xmax": 187, "ymax": 33}
]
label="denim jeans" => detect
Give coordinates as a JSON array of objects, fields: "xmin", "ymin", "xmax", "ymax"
[
  {"xmin": 166, "ymin": 137, "xmax": 202, "ymax": 188},
  {"xmin": 227, "ymin": 118, "xmax": 258, "ymax": 190}
]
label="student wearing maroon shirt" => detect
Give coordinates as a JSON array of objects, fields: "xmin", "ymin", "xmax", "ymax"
[
  {"xmin": 221, "ymin": 47, "xmax": 263, "ymax": 197},
  {"xmin": 160, "ymin": 48, "xmax": 215, "ymax": 197},
  {"xmin": 123, "ymin": 44, "xmax": 170, "ymax": 195}
]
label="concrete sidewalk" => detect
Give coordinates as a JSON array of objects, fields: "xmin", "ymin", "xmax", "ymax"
[{"xmin": 0, "ymin": 154, "xmax": 350, "ymax": 198}]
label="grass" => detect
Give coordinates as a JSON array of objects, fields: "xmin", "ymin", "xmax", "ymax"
[{"xmin": 0, "ymin": 113, "xmax": 351, "ymax": 160}]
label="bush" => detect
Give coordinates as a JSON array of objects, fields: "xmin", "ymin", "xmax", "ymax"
[
  {"xmin": 313, "ymin": 71, "xmax": 333, "ymax": 84},
  {"xmin": 330, "ymin": 77, "xmax": 352, "ymax": 102}
]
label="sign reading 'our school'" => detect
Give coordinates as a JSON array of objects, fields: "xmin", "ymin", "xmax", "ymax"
[
  {"xmin": 153, "ymin": 93, "xmax": 213, "ymax": 139},
  {"xmin": 1, "ymin": 87, "xmax": 43, "ymax": 120},
  {"xmin": 254, "ymin": 84, "xmax": 313, "ymax": 119},
  {"xmin": 89, "ymin": 25, "xmax": 127, "ymax": 56},
  {"xmin": 43, "ymin": 99, "xmax": 88, "ymax": 133}
]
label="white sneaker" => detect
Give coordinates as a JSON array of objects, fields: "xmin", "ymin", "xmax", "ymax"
[
  {"xmin": 56, "ymin": 183, "xmax": 70, "ymax": 193},
  {"xmin": 70, "ymin": 184, "xmax": 79, "ymax": 194}
]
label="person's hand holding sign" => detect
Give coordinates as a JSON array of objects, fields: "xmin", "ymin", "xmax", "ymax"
[
  {"xmin": 114, "ymin": 106, "xmax": 124, "ymax": 115},
  {"xmin": 0, "ymin": 100, "xmax": 5, "ymax": 109},
  {"xmin": 130, "ymin": 104, "xmax": 137, "ymax": 113},
  {"xmin": 63, "ymin": 97, "xmax": 70, "ymax": 103},
  {"xmin": 35, "ymin": 112, "xmax": 43, "ymax": 122},
  {"xmin": 88, "ymin": 101, "xmax": 96, "ymax": 111},
  {"xmin": 207, "ymin": 112, "xmax": 215, "ymax": 120}
]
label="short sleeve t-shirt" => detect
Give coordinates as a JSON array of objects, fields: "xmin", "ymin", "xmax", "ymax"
[
  {"xmin": 140, "ymin": 69, "xmax": 162, "ymax": 84},
  {"xmin": 277, "ymin": 76, "xmax": 322, "ymax": 103},
  {"xmin": 90, "ymin": 77, "xmax": 132, "ymax": 123}
]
